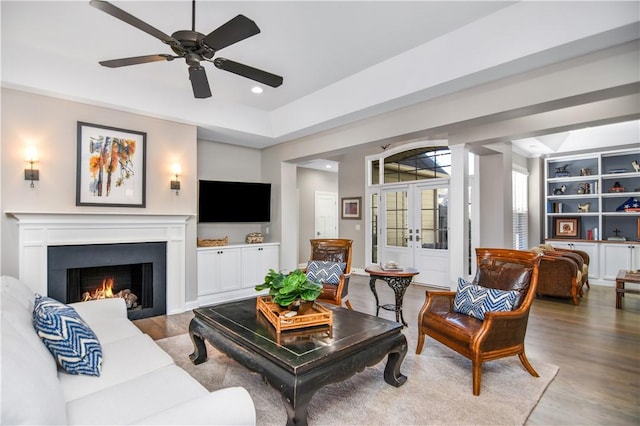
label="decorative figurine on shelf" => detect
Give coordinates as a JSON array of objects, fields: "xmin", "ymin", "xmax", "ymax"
[
  {"xmin": 577, "ymin": 185, "xmax": 586, "ymax": 194},
  {"xmin": 554, "ymin": 164, "xmax": 570, "ymax": 177},
  {"xmin": 553, "ymin": 184, "xmax": 567, "ymax": 195},
  {"xmin": 580, "ymin": 168, "xmax": 591, "ymax": 176},
  {"xmin": 610, "ymin": 181, "xmax": 625, "ymax": 193},
  {"xmin": 632, "ymin": 160, "xmax": 640, "ymax": 173},
  {"xmin": 578, "ymin": 203, "xmax": 591, "ymax": 213}
]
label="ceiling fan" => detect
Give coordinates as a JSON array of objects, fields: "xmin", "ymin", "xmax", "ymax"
[{"xmin": 89, "ymin": 0, "xmax": 283, "ymax": 98}]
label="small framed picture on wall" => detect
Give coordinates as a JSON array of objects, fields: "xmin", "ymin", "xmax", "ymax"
[{"xmin": 341, "ymin": 197, "xmax": 362, "ymax": 220}]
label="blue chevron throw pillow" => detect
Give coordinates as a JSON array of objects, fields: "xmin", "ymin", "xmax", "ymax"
[
  {"xmin": 453, "ymin": 278, "xmax": 518, "ymax": 320},
  {"xmin": 306, "ymin": 260, "xmax": 345, "ymax": 285},
  {"xmin": 32, "ymin": 295, "xmax": 103, "ymax": 376}
]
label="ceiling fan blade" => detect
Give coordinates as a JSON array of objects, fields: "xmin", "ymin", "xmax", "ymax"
[
  {"xmin": 213, "ymin": 58, "xmax": 283, "ymax": 87},
  {"xmin": 89, "ymin": 0, "xmax": 179, "ymax": 47},
  {"xmin": 188, "ymin": 66, "xmax": 212, "ymax": 98},
  {"xmin": 99, "ymin": 54, "xmax": 175, "ymax": 68},
  {"xmin": 202, "ymin": 15, "xmax": 260, "ymax": 51}
]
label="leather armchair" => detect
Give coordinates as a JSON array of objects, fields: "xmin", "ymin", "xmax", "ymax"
[
  {"xmin": 307, "ymin": 239, "xmax": 353, "ymax": 309},
  {"xmin": 416, "ymin": 248, "xmax": 542, "ymax": 395}
]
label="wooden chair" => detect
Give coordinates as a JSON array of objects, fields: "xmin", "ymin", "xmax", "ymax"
[
  {"xmin": 307, "ymin": 239, "xmax": 353, "ymax": 309},
  {"xmin": 416, "ymin": 248, "xmax": 542, "ymax": 395}
]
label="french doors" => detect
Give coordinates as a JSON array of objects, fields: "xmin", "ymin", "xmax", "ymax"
[{"xmin": 379, "ymin": 180, "xmax": 449, "ymax": 286}]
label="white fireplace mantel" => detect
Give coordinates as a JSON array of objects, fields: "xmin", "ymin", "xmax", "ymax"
[{"xmin": 8, "ymin": 212, "xmax": 190, "ymax": 315}]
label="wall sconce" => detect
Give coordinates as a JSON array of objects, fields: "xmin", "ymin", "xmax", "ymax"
[
  {"xmin": 170, "ymin": 164, "xmax": 181, "ymax": 195},
  {"xmin": 24, "ymin": 146, "xmax": 39, "ymax": 188}
]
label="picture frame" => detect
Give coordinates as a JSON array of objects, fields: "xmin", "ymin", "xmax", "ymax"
[
  {"xmin": 76, "ymin": 122, "xmax": 146, "ymax": 207},
  {"xmin": 341, "ymin": 197, "xmax": 362, "ymax": 220},
  {"xmin": 554, "ymin": 217, "xmax": 580, "ymax": 238}
]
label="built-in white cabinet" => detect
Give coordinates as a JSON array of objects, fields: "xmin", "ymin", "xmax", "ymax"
[
  {"xmin": 197, "ymin": 247, "xmax": 242, "ymax": 295},
  {"xmin": 241, "ymin": 245, "xmax": 279, "ymax": 289},
  {"xmin": 197, "ymin": 242, "xmax": 279, "ymax": 305},
  {"xmin": 602, "ymin": 243, "xmax": 640, "ymax": 281}
]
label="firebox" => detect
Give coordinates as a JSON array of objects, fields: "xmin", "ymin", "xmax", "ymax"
[{"xmin": 47, "ymin": 242, "xmax": 166, "ymax": 320}]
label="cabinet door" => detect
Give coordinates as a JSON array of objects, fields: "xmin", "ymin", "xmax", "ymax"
[
  {"xmin": 197, "ymin": 250, "xmax": 219, "ymax": 295},
  {"xmin": 258, "ymin": 245, "xmax": 279, "ymax": 275},
  {"xmin": 242, "ymin": 245, "xmax": 280, "ymax": 288},
  {"xmin": 602, "ymin": 244, "xmax": 635, "ymax": 280},
  {"xmin": 197, "ymin": 248, "xmax": 242, "ymax": 295},
  {"xmin": 217, "ymin": 249, "xmax": 242, "ymax": 292}
]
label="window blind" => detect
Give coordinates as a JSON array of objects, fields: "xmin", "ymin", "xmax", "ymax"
[{"xmin": 512, "ymin": 170, "xmax": 528, "ymax": 250}]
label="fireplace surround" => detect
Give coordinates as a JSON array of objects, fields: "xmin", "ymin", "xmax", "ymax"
[{"xmin": 9, "ymin": 213, "xmax": 189, "ymax": 315}]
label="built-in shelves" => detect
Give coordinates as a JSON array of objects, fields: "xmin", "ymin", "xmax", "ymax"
[{"xmin": 545, "ymin": 147, "xmax": 639, "ymax": 242}]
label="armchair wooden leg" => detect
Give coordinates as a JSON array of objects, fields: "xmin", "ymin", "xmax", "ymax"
[
  {"xmin": 344, "ymin": 300, "xmax": 353, "ymax": 310},
  {"xmin": 472, "ymin": 360, "xmax": 482, "ymax": 396},
  {"xmin": 416, "ymin": 332, "xmax": 425, "ymax": 354},
  {"xmin": 518, "ymin": 352, "xmax": 539, "ymax": 377}
]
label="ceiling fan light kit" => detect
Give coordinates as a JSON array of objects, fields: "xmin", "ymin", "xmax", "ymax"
[{"xmin": 89, "ymin": 0, "xmax": 283, "ymax": 99}]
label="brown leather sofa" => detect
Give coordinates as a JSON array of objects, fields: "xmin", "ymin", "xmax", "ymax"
[
  {"xmin": 552, "ymin": 247, "xmax": 590, "ymax": 291},
  {"xmin": 532, "ymin": 244, "xmax": 589, "ymax": 305}
]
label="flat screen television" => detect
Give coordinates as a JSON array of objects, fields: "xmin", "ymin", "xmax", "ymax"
[{"xmin": 198, "ymin": 180, "xmax": 271, "ymax": 223}]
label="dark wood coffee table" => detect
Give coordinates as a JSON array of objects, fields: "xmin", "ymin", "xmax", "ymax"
[{"xmin": 189, "ymin": 298, "xmax": 407, "ymax": 426}]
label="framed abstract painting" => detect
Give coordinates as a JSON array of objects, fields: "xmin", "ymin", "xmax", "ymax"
[{"xmin": 76, "ymin": 121, "xmax": 147, "ymax": 207}]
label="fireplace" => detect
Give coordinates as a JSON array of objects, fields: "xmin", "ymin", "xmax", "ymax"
[
  {"xmin": 47, "ymin": 242, "xmax": 167, "ymax": 320},
  {"xmin": 10, "ymin": 213, "xmax": 188, "ymax": 315}
]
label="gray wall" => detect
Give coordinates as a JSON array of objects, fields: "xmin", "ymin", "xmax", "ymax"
[
  {"xmin": 296, "ymin": 167, "xmax": 338, "ymax": 263},
  {"xmin": 1, "ymin": 88, "xmax": 199, "ymax": 300},
  {"xmin": 196, "ymin": 139, "xmax": 268, "ymax": 247}
]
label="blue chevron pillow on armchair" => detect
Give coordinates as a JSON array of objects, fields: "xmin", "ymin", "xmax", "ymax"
[
  {"xmin": 453, "ymin": 278, "xmax": 518, "ymax": 320},
  {"xmin": 306, "ymin": 260, "xmax": 346, "ymax": 285},
  {"xmin": 32, "ymin": 295, "xmax": 103, "ymax": 376}
]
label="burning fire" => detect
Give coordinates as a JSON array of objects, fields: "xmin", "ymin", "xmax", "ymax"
[
  {"xmin": 81, "ymin": 278, "xmax": 139, "ymax": 309},
  {"xmin": 82, "ymin": 278, "xmax": 115, "ymax": 301}
]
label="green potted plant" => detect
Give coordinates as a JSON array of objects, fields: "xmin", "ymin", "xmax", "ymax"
[{"xmin": 255, "ymin": 269, "xmax": 323, "ymax": 308}]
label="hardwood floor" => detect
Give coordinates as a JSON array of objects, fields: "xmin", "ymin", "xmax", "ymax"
[{"xmin": 134, "ymin": 274, "xmax": 640, "ymax": 425}]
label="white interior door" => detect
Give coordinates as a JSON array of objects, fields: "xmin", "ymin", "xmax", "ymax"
[
  {"xmin": 379, "ymin": 182, "xmax": 449, "ymax": 286},
  {"xmin": 314, "ymin": 191, "xmax": 338, "ymax": 238}
]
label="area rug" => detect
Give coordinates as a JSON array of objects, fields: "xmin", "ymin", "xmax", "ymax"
[{"xmin": 157, "ymin": 332, "xmax": 558, "ymax": 425}]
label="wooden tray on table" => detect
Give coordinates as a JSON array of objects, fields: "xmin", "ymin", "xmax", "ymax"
[{"xmin": 256, "ymin": 296, "xmax": 333, "ymax": 336}]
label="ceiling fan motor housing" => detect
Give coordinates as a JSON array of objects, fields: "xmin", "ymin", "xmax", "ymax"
[{"xmin": 171, "ymin": 30, "xmax": 214, "ymax": 60}]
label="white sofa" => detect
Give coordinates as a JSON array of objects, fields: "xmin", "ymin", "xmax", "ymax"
[{"xmin": 1, "ymin": 275, "xmax": 256, "ymax": 425}]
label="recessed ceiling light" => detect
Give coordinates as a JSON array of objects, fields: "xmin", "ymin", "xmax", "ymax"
[
  {"xmin": 251, "ymin": 86, "xmax": 263, "ymax": 94},
  {"xmin": 325, "ymin": 164, "xmax": 332, "ymax": 169}
]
